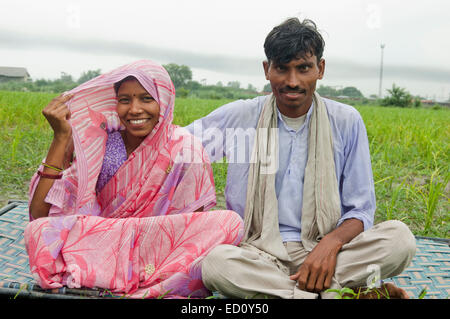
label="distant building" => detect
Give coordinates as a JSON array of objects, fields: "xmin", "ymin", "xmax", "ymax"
[{"xmin": 0, "ymin": 66, "xmax": 30, "ymax": 82}]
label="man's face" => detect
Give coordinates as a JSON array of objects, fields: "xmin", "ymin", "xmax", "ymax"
[{"xmin": 263, "ymin": 53, "xmax": 325, "ymax": 117}]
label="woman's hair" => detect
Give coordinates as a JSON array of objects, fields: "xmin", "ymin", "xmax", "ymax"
[
  {"xmin": 114, "ymin": 75, "xmax": 138, "ymax": 95},
  {"xmin": 263, "ymin": 17, "xmax": 325, "ymax": 65}
]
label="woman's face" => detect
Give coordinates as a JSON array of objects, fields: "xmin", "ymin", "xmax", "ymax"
[{"xmin": 116, "ymin": 79, "xmax": 160, "ymax": 142}]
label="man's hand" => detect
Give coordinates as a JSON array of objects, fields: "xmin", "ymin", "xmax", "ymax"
[
  {"xmin": 290, "ymin": 218, "xmax": 364, "ymax": 293},
  {"xmin": 289, "ymin": 235, "xmax": 342, "ymax": 293}
]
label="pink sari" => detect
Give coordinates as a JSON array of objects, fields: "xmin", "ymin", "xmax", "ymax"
[{"xmin": 25, "ymin": 60, "xmax": 243, "ymax": 298}]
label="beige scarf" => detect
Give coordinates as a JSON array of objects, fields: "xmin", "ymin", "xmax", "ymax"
[{"xmin": 241, "ymin": 92, "xmax": 341, "ymax": 261}]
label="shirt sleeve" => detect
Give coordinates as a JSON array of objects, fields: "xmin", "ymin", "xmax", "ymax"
[
  {"xmin": 336, "ymin": 112, "xmax": 376, "ymax": 231},
  {"xmin": 185, "ymin": 97, "xmax": 262, "ymax": 162}
]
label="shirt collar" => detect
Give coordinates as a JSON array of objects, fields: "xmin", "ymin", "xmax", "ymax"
[{"xmin": 276, "ymin": 100, "xmax": 314, "ymax": 131}]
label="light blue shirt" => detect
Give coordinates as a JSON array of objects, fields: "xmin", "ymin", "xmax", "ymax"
[{"xmin": 186, "ymin": 95, "xmax": 376, "ymax": 242}]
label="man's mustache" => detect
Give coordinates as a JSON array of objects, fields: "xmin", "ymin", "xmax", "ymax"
[{"xmin": 280, "ymin": 87, "xmax": 306, "ymax": 94}]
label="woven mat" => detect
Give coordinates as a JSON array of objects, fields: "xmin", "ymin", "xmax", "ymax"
[
  {"xmin": 0, "ymin": 202, "xmax": 122, "ymax": 299},
  {"xmin": 384, "ymin": 237, "xmax": 450, "ymax": 298},
  {"xmin": 1, "ymin": 202, "xmax": 449, "ymax": 299}
]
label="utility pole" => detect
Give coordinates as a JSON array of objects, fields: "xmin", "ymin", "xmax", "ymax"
[{"xmin": 378, "ymin": 44, "xmax": 385, "ymax": 99}]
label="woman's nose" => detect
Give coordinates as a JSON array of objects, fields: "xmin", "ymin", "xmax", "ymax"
[{"xmin": 129, "ymin": 99, "xmax": 143, "ymax": 113}]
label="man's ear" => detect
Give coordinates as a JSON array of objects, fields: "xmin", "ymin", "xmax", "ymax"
[
  {"xmin": 318, "ymin": 58, "xmax": 325, "ymax": 80},
  {"xmin": 263, "ymin": 60, "xmax": 270, "ymax": 80}
]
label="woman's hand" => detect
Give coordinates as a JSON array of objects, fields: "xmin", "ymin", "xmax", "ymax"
[
  {"xmin": 30, "ymin": 93, "xmax": 74, "ymax": 219},
  {"xmin": 42, "ymin": 94, "xmax": 74, "ymax": 141}
]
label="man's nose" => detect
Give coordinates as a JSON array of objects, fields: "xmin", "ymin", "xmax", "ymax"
[{"xmin": 285, "ymin": 70, "xmax": 300, "ymax": 88}]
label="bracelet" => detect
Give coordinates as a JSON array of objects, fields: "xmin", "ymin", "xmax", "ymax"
[
  {"xmin": 42, "ymin": 162, "xmax": 63, "ymax": 172},
  {"xmin": 38, "ymin": 170, "xmax": 62, "ymax": 179}
]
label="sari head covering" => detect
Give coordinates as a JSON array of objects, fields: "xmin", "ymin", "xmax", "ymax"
[{"xmin": 31, "ymin": 59, "xmax": 216, "ymax": 219}]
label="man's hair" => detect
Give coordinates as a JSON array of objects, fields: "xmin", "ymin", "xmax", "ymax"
[{"xmin": 264, "ymin": 18, "xmax": 325, "ymax": 64}]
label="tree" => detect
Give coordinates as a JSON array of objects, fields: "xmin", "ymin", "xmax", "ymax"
[
  {"xmin": 263, "ymin": 83, "xmax": 272, "ymax": 92},
  {"xmin": 59, "ymin": 72, "xmax": 74, "ymax": 84},
  {"xmin": 341, "ymin": 86, "xmax": 364, "ymax": 98},
  {"xmin": 316, "ymin": 85, "xmax": 339, "ymax": 97},
  {"xmin": 382, "ymin": 84, "xmax": 412, "ymax": 107},
  {"xmin": 163, "ymin": 63, "xmax": 192, "ymax": 89},
  {"xmin": 176, "ymin": 87, "xmax": 189, "ymax": 98},
  {"xmin": 227, "ymin": 81, "xmax": 240, "ymax": 89},
  {"xmin": 185, "ymin": 80, "xmax": 201, "ymax": 91},
  {"xmin": 316, "ymin": 85, "xmax": 365, "ymax": 98},
  {"xmin": 78, "ymin": 69, "xmax": 101, "ymax": 84},
  {"xmin": 34, "ymin": 79, "xmax": 50, "ymax": 87}
]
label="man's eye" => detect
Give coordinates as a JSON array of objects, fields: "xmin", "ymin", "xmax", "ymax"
[{"xmin": 299, "ymin": 65, "xmax": 310, "ymax": 71}]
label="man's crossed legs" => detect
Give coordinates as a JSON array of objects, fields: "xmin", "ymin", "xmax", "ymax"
[{"xmin": 202, "ymin": 220, "xmax": 416, "ymax": 299}]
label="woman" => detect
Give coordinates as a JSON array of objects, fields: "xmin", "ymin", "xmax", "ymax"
[{"xmin": 24, "ymin": 60, "xmax": 243, "ymax": 298}]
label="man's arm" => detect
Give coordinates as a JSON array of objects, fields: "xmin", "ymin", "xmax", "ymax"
[
  {"xmin": 291, "ymin": 109, "xmax": 375, "ymax": 293},
  {"xmin": 337, "ymin": 111, "xmax": 376, "ymax": 230},
  {"xmin": 185, "ymin": 96, "xmax": 264, "ymax": 162},
  {"xmin": 290, "ymin": 218, "xmax": 363, "ymax": 292}
]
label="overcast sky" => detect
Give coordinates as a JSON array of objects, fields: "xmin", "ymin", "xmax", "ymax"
[{"xmin": 1, "ymin": 0, "xmax": 449, "ymax": 100}]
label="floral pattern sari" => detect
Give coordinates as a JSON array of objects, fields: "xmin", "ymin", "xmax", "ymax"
[{"xmin": 25, "ymin": 60, "xmax": 243, "ymax": 298}]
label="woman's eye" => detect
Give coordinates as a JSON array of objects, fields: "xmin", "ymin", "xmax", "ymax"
[
  {"xmin": 142, "ymin": 96, "xmax": 154, "ymax": 102},
  {"xmin": 118, "ymin": 98, "xmax": 129, "ymax": 103}
]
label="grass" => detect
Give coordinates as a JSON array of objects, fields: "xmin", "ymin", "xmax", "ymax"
[
  {"xmin": 0, "ymin": 90, "xmax": 448, "ymax": 238},
  {"xmin": 358, "ymin": 105, "xmax": 449, "ymax": 237},
  {"xmin": 325, "ymin": 286, "xmax": 428, "ymax": 299}
]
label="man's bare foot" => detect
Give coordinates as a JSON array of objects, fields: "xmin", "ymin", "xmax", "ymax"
[{"xmin": 349, "ymin": 283, "xmax": 410, "ymax": 299}]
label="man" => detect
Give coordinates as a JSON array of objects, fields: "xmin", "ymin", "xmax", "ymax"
[{"xmin": 186, "ymin": 18, "xmax": 416, "ymax": 299}]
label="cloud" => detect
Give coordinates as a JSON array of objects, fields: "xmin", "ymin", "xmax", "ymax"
[
  {"xmin": 0, "ymin": 29, "xmax": 262, "ymax": 75},
  {"xmin": 1, "ymin": 29, "xmax": 449, "ymax": 84},
  {"xmin": 325, "ymin": 59, "xmax": 450, "ymax": 83}
]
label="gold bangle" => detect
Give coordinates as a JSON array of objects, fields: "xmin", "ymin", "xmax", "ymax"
[{"xmin": 42, "ymin": 162, "xmax": 63, "ymax": 172}]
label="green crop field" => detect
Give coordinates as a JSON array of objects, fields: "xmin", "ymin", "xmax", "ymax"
[{"xmin": 0, "ymin": 90, "xmax": 448, "ymax": 238}]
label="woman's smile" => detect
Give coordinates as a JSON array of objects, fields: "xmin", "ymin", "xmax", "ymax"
[{"xmin": 128, "ymin": 118, "xmax": 151, "ymax": 126}]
